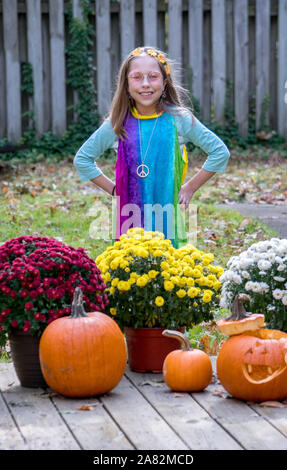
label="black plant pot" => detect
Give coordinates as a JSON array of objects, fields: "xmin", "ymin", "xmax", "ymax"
[{"xmin": 9, "ymin": 330, "xmax": 47, "ymax": 388}]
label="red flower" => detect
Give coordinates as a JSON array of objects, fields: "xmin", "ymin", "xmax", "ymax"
[
  {"xmin": 24, "ymin": 302, "xmax": 34, "ymax": 311},
  {"xmin": 11, "ymin": 320, "xmax": 18, "ymax": 327},
  {"xmin": 23, "ymin": 320, "xmax": 31, "ymax": 332},
  {"xmin": 30, "ymin": 290, "xmax": 39, "ymax": 299},
  {"xmin": 20, "ymin": 289, "xmax": 29, "ymax": 298}
]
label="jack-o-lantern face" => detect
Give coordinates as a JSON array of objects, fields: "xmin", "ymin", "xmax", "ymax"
[
  {"xmin": 242, "ymin": 338, "xmax": 287, "ymax": 385},
  {"xmin": 217, "ymin": 329, "xmax": 287, "ymax": 402}
]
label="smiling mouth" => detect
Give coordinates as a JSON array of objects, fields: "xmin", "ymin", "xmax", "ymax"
[
  {"xmin": 139, "ymin": 92, "xmax": 153, "ymax": 96},
  {"xmin": 242, "ymin": 363, "xmax": 287, "ymax": 384}
]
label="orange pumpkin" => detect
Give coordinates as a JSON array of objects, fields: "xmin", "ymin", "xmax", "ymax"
[
  {"xmin": 39, "ymin": 288, "xmax": 127, "ymax": 397},
  {"xmin": 217, "ymin": 328, "xmax": 287, "ymax": 402},
  {"xmin": 162, "ymin": 330, "xmax": 212, "ymax": 392},
  {"xmin": 217, "ymin": 293, "xmax": 265, "ymax": 336}
]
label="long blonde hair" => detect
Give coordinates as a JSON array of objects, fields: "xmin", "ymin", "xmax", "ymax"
[{"xmin": 109, "ymin": 46, "xmax": 193, "ymax": 139}]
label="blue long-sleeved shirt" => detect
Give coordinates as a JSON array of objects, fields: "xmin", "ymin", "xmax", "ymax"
[{"xmin": 74, "ymin": 109, "xmax": 230, "ymax": 182}]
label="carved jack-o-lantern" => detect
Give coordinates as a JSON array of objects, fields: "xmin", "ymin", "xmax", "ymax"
[
  {"xmin": 216, "ymin": 293, "xmax": 287, "ymax": 402},
  {"xmin": 217, "ymin": 329, "xmax": 287, "ymax": 402}
]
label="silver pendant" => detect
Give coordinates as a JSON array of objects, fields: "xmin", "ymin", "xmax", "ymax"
[{"xmin": 136, "ymin": 164, "xmax": 149, "ymax": 178}]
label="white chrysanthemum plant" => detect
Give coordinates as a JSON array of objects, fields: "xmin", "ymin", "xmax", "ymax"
[{"xmin": 219, "ymin": 238, "xmax": 287, "ymax": 332}]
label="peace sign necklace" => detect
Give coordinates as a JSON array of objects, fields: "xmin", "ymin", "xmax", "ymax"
[{"xmin": 136, "ymin": 115, "xmax": 159, "ymax": 178}]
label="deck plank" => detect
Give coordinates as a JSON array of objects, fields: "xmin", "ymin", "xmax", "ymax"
[
  {"xmin": 0, "ymin": 363, "xmax": 80, "ymax": 450},
  {"xmin": 251, "ymin": 403, "xmax": 287, "ymax": 438},
  {"xmin": 0, "ymin": 393, "xmax": 27, "ymax": 450},
  {"xmin": 100, "ymin": 375, "xmax": 189, "ymax": 450},
  {"xmin": 52, "ymin": 394, "xmax": 134, "ymax": 450},
  {"xmin": 125, "ymin": 368, "xmax": 241, "ymax": 450},
  {"xmin": 192, "ymin": 379, "xmax": 287, "ymax": 450}
]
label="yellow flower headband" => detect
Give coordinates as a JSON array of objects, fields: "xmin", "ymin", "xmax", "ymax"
[{"xmin": 131, "ymin": 48, "xmax": 171, "ymax": 75}]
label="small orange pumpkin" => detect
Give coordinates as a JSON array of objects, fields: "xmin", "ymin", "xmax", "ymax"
[
  {"xmin": 39, "ymin": 288, "xmax": 127, "ymax": 397},
  {"xmin": 216, "ymin": 293, "xmax": 265, "ymax": 336},
  {"xmin": 162, "ymin": 330, "xmax": 212, "ymax": 392}
]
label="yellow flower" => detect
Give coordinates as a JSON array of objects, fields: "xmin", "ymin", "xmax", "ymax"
[
  {"xmin": 213, "ymin": 280, "xmax": 222, "ymax": 290},
  {"xmin": 160, "ymin": 261, "xmax": 169, "ymax": 270},
  {"xmin": 155, "ymin": 296, "xmax": 165, "ymax": 307},
  {"xmin": 147, "ymin": 49, "xmax": 157, "ymax": 57},
  {"xmin": 176, "ymin": 289, "xmax": 186, "ymax": 298},
  {"xmin": 164, "ymin": 64, "xmax": 170, "ymax": 75},
  {"xmin": 110, "ymin": 308, "xmax": 117, "ymax": 316},
  {"xmin": 202, "ymin": 294, "xmax": 212, "ymax": 303},
  {"xmin": 161, "ymin": 270, "xmax": 170, "ymax": 280},
  {"xmin": 153, "ymin": 249, "xmax": 163, "ymax": 257},
  {"xmin": 136, "ymin": 276, "xmax": 149, "ymax": 287},
  {"xmin": 183, "ymin": 266, "xmax": 193, "ymax": 276},
  {"xmin": 188, "ymin": 287, "xmax": 199, "ymax": 298},
  {"xmin": 131, "ymin": 47, "xmax": 142, "ymax": 56},
  {"xmin": 178, "ymin": 276, "xmax": 187, "ymax": 287},
  {"xmin": 164, "ymin": 280, "xmax": 174, "ymax": 291},
  {"xmin": 157, "ymin": 54, "xmax": 166, "ymax": 64},
  {"xmin": 186, "ymin": 278, "xmax": 194, "ymax": 287},
  {"xmin": 110, "ymin": 286, "xmax": 115, "ymax": 295},
  {"xmin": 111, "ymin": 278, "xmax": 119, "ymax": 287},
  {"xmin": 117, "ymin": 281, "xmax": 130, "ymax": 291},
  {"xmin": 192, "ymin": 268, "xmax": 202, "ymax": 278},
  {"xmin": 148, "ymin": 270, "xmax": 159, "ymax": 279},
  {"xmin": 103, "ymin": 272, "xmax": 111, "ymax": 283}
]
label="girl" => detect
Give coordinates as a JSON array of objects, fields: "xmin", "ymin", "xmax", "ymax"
[{"xmin": 74, "ymin": 46, "xmax": 230, "ymax": 247}]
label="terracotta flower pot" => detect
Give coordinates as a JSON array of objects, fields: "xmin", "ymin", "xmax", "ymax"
[
  {"xmin": 124, "ymin": 327, "xmax": 185, "ymax": 373},
  {"xmin": 9, "ymin": 331, "xmax": 47, "ymax": 388}
]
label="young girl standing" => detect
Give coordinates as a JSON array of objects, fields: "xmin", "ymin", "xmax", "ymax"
[{"xmin": 74, "ymin": 46, "xmax": 230, "ymax": 248}]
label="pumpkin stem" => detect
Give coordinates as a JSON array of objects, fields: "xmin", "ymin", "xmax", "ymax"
[
  {"xmin": 225, "ymin": 293, "xmax": 251, "ymax": 321},
  {"xmin": 162, "ymin": 329, "xmax": 192, "ymax": 351},
  {"xmin": 70, "ymin": 287, "xmax": 88, "ymax": 318}
]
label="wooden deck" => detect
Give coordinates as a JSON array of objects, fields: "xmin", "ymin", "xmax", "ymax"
[{"xmin": 1, "ymin": 358, "xmax": 287, "ymax": 451}]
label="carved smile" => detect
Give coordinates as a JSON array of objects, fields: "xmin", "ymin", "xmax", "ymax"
[{"xmin": 242, "ymin": 363, "xmax": 287, "ymax": 384}]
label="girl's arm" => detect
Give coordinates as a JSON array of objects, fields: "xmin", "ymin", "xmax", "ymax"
[
  {"xmin": 179, "ymin": 168, "xmax": 215, "ymax": 208},
  {"xmin": 176, "ymin": 111, "xmax": 230, "ymax": 207},
  {"xmin": 73, "ymin": 118, "xmax": 116, "ymax": 185},
  {"xmin": 90, "ymin": 174, "xmax": 116, "ymax": 196}
]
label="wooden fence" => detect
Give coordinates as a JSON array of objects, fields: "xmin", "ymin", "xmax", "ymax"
[{"xmin": 0, "ymin": 0, "xmax": 287, "ymax": 143}]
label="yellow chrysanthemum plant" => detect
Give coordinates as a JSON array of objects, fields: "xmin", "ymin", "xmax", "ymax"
[{"xmin": 96, "ymin": 228, "xmax": 224, "ymax": 330}]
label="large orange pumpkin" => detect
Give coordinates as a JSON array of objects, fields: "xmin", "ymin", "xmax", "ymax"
[
  {"xmin": 162, "ymin": 330, "xmax": 212, "ymax": 392},
  {"xmin": 39, "ymin": 288, "xmax": 127, "ymax": 397},
  {"xmin": 217, "ymin": 329, "xmax": 287, "ymax": 402}
]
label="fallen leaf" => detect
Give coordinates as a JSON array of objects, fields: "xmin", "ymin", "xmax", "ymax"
[
  {"xmin": 77, "ymin": 405, "xmax": 94, "ymax": 411},
  {"xmin": 259, "ymin": 401, "xmax": 287, "ymax": 408},
  {"xmin": 139, "ymin": 379, "xmax": 164, "ymax": 387}
]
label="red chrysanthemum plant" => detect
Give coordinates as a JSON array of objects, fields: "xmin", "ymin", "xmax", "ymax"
[{"xmin": 0, "ymin": 236, "xmax": 108, "ymax": 347}]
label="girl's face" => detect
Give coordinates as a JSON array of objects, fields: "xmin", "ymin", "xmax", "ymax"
[{"xmin": 127, "ymin": 54, "xmax": 166, "ymax": 115}]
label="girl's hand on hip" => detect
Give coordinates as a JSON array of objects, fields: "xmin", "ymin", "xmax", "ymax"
[{"xmin": 178, "ymin": 183, "xmax": 195, "ymax": 209}]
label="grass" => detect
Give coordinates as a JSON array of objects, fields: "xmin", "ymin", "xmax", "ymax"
[{"xmin": 0, "ymin": 147, "xmax": 285, "ymax": 358}]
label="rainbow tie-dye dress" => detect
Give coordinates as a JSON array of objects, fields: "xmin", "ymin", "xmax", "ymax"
[{"xmin": 114, "ymin": 108, "xmax": 188, "ymax": 248}]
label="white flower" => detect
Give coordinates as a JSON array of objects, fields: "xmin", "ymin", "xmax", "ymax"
[
  {"xmin": 282, "ymin": 295, "xmax": 287, "ymax": 306},
  {"xmin": 245, "ymin": 281, "xmax": 253, "ymax": 291},
  {"xmin": 277, "ymin": 264, "xmax": 286, "ymax": 272},
  {"xmin": 232, "ymin": 273, "xmax": 242, "ymax": 284},
  {"xmin": 273, "ymin": 289, "xmax": 284, "ymax": 300},
  {"xmin": 252, "ymin": 282, "xmax": 261, "ymax": 293},
  {"xmin": 258, "ymin": 259, "xmax": 272, "ymax": 270},
  {"xmin": 259, "ymin": 282, "xmax": 269, "ymax": 293},
  {"xmin": 274, "ymin": 276, "xmax": 285, "ymax": 282},
  {"xmin": 267, "ymin": 304, "xmax": 276, "ymax": 311},
  {"xmin": 239, "ymin": 258, "xmax": 254, "ymax": 269},
  {"xmin": 275, "ymin": 256, "xmax": 283, "ymax": 264},
  {"xmin": 242, "ymin": 271, "xmax": 250, "ymax": 279},
  {"xmin": 267, "ymin": 252, "xmax": 276, "ymax": 262}
]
